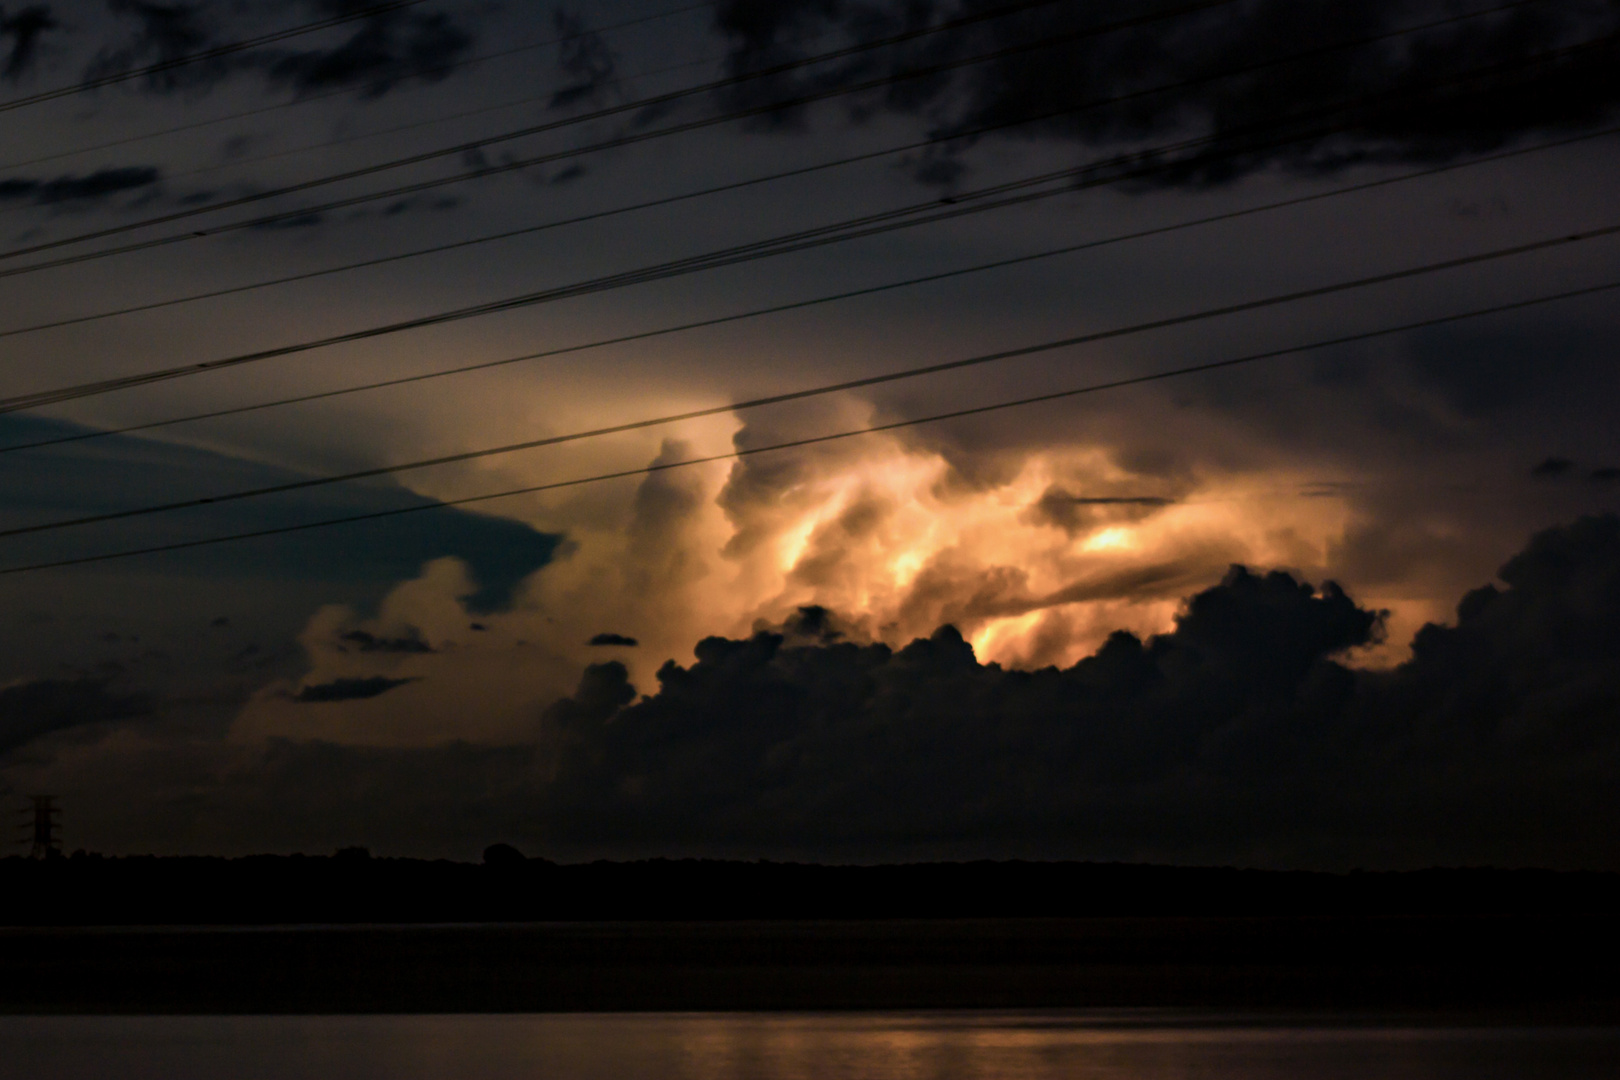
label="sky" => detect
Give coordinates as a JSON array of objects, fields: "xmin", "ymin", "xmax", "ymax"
[{"xmin": 0, "ymin": 0, "xmax": 1618, "ymax": 866}]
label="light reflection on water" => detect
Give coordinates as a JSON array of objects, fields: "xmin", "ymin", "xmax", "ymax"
[{"xmin": 2, "ymin": 1012, "xmax": 1617, "ymax": 1080}]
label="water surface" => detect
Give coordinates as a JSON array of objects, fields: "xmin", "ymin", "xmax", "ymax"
[{"xmin": 3, "ymin": 1011, "xmax": 1617, "ymax": 1080}]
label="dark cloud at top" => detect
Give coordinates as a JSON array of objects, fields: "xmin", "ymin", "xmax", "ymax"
[
  {"xmin": 549, "ymin": 7, "xmax": 619, "ymax": 109},
  {"xmin": 712, "ymin": 0, "xmax": 1620, "ymax": 186},
  {"xmin": 0, "ymin": 676, "xmax": 147, "ymax": 756},
  {"xmin": 265, "ymin": 0, "xmax": 473, "ymax": 98},
  {"xmin": 0, "ymin": 3, "xmax": 56, "ymax": 78},
  {"xmin": 87, "ymin": 0, "xmax": 221, "ymax": 92},
  {"xmin": 78, "ymin": 0, "xmax": 474, "ymax": 99},
  {"xmin": 530, "ymin": 515, "xmax": 1620, "ymax": 867}
]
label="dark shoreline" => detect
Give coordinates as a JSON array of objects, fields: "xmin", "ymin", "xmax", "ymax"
[
  {"xmin": 5, "ymin": 916, "xmax": 1619, "ymax": 1016},
  {"xmin": 6, "ymin": 860, "xmax": 1617, "ymax": 1015},
  {"xmin": 6, "ymin": 857, "xmax": 1620, "ymax": 924}
]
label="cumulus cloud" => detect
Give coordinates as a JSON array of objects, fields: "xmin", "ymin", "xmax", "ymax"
[
  {"xmin": 5, "ymin": 375, "xmax": 1616, "ymax": 866},
  {"xmin": 531, "ymin": 565, "xmax": 1381, "ymax": 857},
  {"xmin": 711, "ymin": 0, "xmax": 1620, "ymax": 185},
  {"xmin": 232, "ymin": 558, "xmax": 581, "ymax": 748},
  {"xmin": 524, "ymin": 515, "xmax": 1620, "ymax": 867},
  {"xmin": 6, "ymin": 515, "xmax": 1618, "ymax": 867},
  {"xmin": 223, "ymin": 408, "xmax": 1362, "ymax": 755}
]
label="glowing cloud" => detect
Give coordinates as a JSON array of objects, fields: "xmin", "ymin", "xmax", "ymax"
[{"xmin": 238, "ymin": 398, "xmax": 1374, "ymax": 746}]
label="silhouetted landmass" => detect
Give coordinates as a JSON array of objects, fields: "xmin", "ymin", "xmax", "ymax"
[
  {"xmin": 3, "ymin": 855, "xmax": 1619, "ymax": 925},
  {"xmin": 2, "ymin": 857, "xmax": 1617, "ymax": 1014},
  {"xmin": 5, "ymin": 854, "xmax": 1620, "ymax": 924}
]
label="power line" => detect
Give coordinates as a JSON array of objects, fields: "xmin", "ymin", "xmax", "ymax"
[
  {"xmin": 14, "ymin": 47, "xmax": 731, "ymax": 205},
  {"xmin": 4, "ymin": 220, "xmax": 1616, "ymax": 542},
  {"xmin": 0, "ymin": 43, "xmax": 735, "ymax": 225},
  {"xmin": 0, "ymin": 21, "xmax": 1317, "ymax": 284},
  {"xmin": 0, "ymin": 0, "xmax": 1550, "ymax": 337},
  {"xmin": 0, "ymin": 0, "xmax": 718, "ymax": 172},
  {"xmin": 14, "ymin": 0, "xmax": 1573, "ymax": 285},
  {"xmin": 4, "ymin": 276, "xmax": 1614, "ymax": 577},
  {"xmin": 0, "ymin": 0, "xmax": 1229, "ymax": 264},
  {"xmin": 10, "ymin": 12, "xmax": 1582, "ymax": 301},
  {"xmin": 0, "ymin": 3, "xmax": 1592, "ymax": 294},
  {"xmin": 0, "ymin": 170, "xmax": 1077, "ymax": 410},
  {"xmin": 0, "ymin": 120, "xmax": 1022, "ymax": 339},
  {"xmin": 2, "ymin": 7, "xmax": 857, "ymax": 218},
  {"xmin": 6, "ymin": 119, "xmax": 1609, "ymax": 458},
  {"xmin": 4, "ymin": 32, "xmax": 1605, "ymax": 416},
  {"xmin": 0, "ymin": 1, "xmax": 432, "ymax": 115}
]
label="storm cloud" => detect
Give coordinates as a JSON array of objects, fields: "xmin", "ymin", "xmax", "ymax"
[
  {"xmin": 527, "ymin": 514, "xmax": 1620, "ymax": 866},
  {"xmin": 712, "ymin": 0, "xmax": 1620, "ymax": 185},
  {"xmin": 2, "ymin": 1, "xmax": 1616, "ymax": 872},
  {"xmin": 7, "ymin": 516, "xmax": 1618, "ymax": 866},
  {"xmin": 78, "ymin": 0, "xmax": 474, "ymax": 98}
]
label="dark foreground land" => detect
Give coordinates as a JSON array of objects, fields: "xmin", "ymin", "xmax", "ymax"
[{"xmin": 2, "ymin": 858, "xmax": 1618, "ymax": 1014}]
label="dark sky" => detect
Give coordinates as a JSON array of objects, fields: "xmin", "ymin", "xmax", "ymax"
[{"xmin": 0, "ymin": 0, "xmax": 1617, "ymax": 865}]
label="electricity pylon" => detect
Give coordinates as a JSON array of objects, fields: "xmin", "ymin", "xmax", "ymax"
[{"xmin": 16, "ymin": 796, "xmax": 60, "ymax": 859}]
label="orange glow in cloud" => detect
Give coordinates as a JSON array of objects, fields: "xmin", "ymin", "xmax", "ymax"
[
  {"xmin": 241, "ymin": 403, "xmax": 1375, "ymax": 746},
  {"xmin": 710, "ymin": 434, "xmax": 1356, "ymax": 670}
]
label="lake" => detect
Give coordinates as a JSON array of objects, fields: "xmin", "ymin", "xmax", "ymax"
[{"xmin": 2, "ymin": 1011, "xmax": 1618, "ymax": 1079}]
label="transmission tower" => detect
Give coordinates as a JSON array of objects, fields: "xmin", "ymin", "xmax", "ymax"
[{"xmin": 17, "ymin": 796, "xmax": 60, "ymax": 860}]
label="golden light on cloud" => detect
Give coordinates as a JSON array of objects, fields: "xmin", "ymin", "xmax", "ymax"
[
  {"xmin": 237, "ymin": 401, "xmax": 1381, "ymax": 747},
  {"xmin": 1081, "ymin": 526, "xmax": 1136, "ymax": 553}
]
